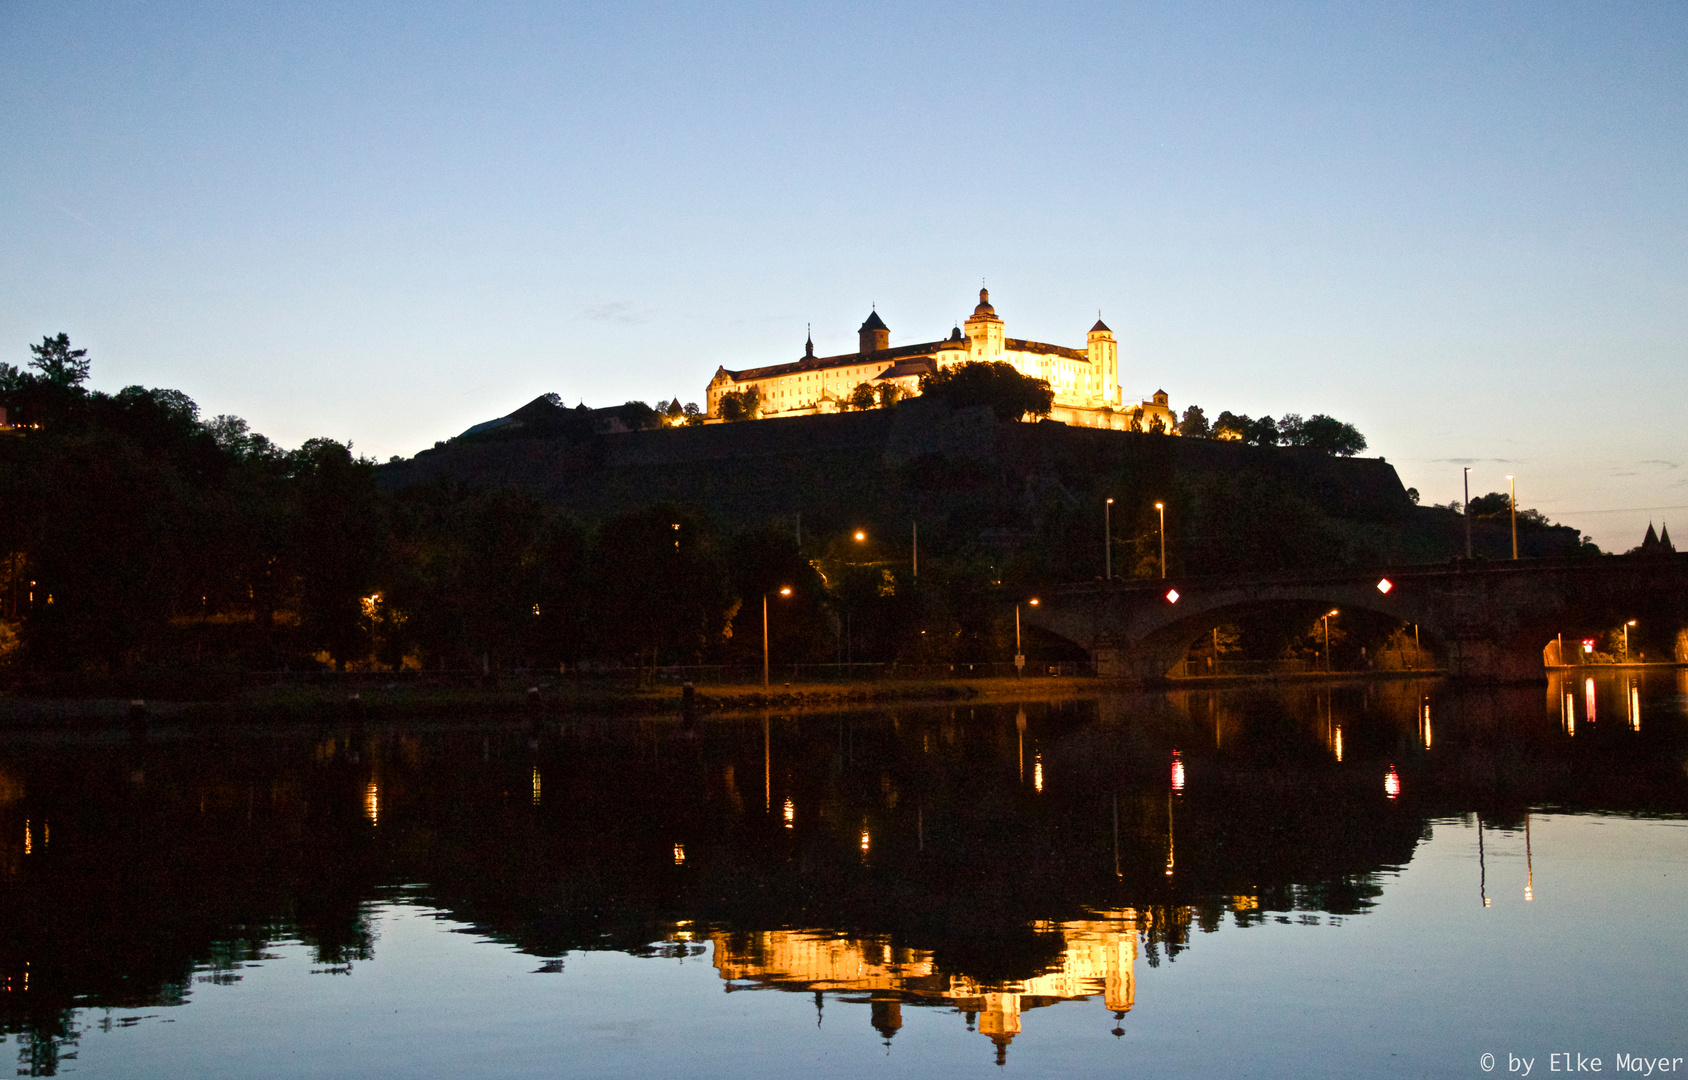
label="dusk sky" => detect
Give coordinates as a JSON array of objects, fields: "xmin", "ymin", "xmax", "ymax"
[{"xmin": 3, "ymin": 1, "xmax": 1684, "ymax": 550}]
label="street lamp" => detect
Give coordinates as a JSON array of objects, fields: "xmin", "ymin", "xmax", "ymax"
[
  {"xmin": 1105, "ymin": 498, "xmax": 1114, "ymax": 581},
  {"xmin": 1506, "ymin": 474, "xmax": 1518, "ymax": 560},
  {"xmin": 1322, "ymin": 609, "xmax": 1339, "ymax": 672},
  {"xmin": 762, "ymin": 586, "xmax": 792, "ymax": 687},
  {"xmin": 1154, "ymin": 502, "xmax": 1166, "ymax": 580},
  {"xmin": 1624, "ymin": 619, "xmax": 1636, "ymax": 663},
  {"xmin": 1015, "ymin": 598, "xmax": 1038, "ymax": 677},
  {"xmin": 1463, "ymin": 467, "xmax": 1472, "ymax": 558}
]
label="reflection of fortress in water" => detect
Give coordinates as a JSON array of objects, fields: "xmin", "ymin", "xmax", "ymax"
[{"xmin": 703, "ymin": 907, "xmax": 1215, "ymax": 1062}]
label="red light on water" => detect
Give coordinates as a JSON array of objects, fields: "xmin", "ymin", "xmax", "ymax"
[
  {"xmin": 1171, "ymin": 751, "xmax": 1185, "ymax": 793},
  {"xmin": 1384, "ymin": 767, "xmax": 1401, "ymax": 800}
]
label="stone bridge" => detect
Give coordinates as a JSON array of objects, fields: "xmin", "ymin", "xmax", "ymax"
[{"xmin": 1024, "ymin": 555, "xmax": 1688, "ymax": 682}]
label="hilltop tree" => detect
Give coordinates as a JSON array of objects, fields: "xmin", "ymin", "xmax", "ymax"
[
  {"xmin": 718, "ymin": 387, "xmax": 761, "ymax": 422},
  {"xmin": 918, "ymin": 361, "xmax": 1053, "ymax": 422},
  {"xmin": 29, "ymin": 333, "xmax": 91, "ymax": 388},
  {"xmin": 1285, "ymin": 414, "xmax": 1367, "ymax": 456},
  {"xmin": 1178, "ymin": 405, "xmax": 1210, "ymax": 438}
]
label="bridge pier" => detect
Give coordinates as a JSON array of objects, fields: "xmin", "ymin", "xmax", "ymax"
[
  {"xmin": 1444, "ymin": 637, "xmax": 1546, "ymax": 683},
  {"xmin": 1092, "ymin": 646, "xmax": 1186, "ymax": 682}
]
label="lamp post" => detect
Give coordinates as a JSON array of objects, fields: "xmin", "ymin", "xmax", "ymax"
[
  {"xmin": 1624, "ymin": 619, "xmax": 1636, "ymax": 662},
  {"xmin": 1105, "ymin": 498, "xmax": 1114, "ymax": 580},
  {"xmin": 1463, "ymin": 467, "xmax": 1472, "ymax": 558},
  {"xmin": 1154, "ymin": 501, "xmax": 1166, "ymax": 579},
  {"xmin": 1322, "ymin": 609, "xmax": 1339, "ymax": 672},
  {"xmin": 762, "ymin": 586, "xmax": 791, "ymax": 687},
  {"xmin": 1015, "ymin": 598, "xmax": 1038, "ymax": 677},
  {"xmin": 1506, "ymin": 474, "xmax": 1518, "ymax": 560}
]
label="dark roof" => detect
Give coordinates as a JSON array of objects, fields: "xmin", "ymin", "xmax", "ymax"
[
  {"xmin": 859, "ymin": 310, "xmax": 888, "ymax": 332},
  {"xmin": 1005, "ymin": 338, "xmax": 1088, "ymax": 361},
  {"xmin": 876, "ymin": 358, "xmax": 938, "ymax": 381},
  {"xmin": 972, "ymin": 288, "xmax": 996, "ymax": 317},
  {"xmin": 1090, "ymin": 319, "xmax": 1111, "ymax": 333}
]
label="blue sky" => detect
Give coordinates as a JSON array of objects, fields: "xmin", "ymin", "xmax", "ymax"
[{"xmin": 3, "ymin": 1, "xmax": 1684, "ymax": 549}]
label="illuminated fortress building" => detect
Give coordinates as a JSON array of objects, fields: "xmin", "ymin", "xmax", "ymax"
[{"xmin": 706, "ymin": 289, "xmax": 1177, "ymax": 432}]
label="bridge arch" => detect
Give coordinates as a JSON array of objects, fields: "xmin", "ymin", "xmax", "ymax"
[{"xmin": 1024, "ymin": 557, "xmax": 1688, "ymax": 683}]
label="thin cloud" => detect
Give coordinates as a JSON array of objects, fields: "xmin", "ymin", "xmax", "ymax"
[
  {"xmin": 1426, "ymin": 457, "xmax": 1524, "ymax": 466},
  {"xmin": 578, "ymin": 302, "xmax": 651, "ymax": 325}
]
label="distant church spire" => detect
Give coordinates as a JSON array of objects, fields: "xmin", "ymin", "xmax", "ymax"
[{"xmin": 805, "ymin": 324, "xmax": 814, "ymax": 359}]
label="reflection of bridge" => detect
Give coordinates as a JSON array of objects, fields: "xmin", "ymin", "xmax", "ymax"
[
  {"xmin": 1028, "ymin": 555, "xmax": 1688, "ymax": 682},
  {"xmin": 703, "ymin": 910, "xmax": 1177, "ymax": 1063}
]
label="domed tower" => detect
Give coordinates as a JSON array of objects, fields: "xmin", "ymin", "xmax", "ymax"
[
  {"xmin": 858, "ymin": 309, "xmax": 889, "ymax": 355},
  {"xmin": 1088, "ymin": 317, "xmax": 1119, "ymax": 405},
  {"xmin": 963, "ymin": 288, "xmax": 1004, "ymax": 358}
]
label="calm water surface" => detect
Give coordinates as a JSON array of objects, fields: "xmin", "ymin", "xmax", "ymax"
[{"xmin": 3, "ymin": 670, "xmax": 1687, "ymax": 1077}]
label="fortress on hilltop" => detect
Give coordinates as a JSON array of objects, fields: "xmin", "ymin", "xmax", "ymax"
[{"xmin": 706, "ymin": 289, "xmax": 1178, "ymax": 431}]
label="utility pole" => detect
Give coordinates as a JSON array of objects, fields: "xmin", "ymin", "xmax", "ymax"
[
  {"xmin": 912, "ymin": 521, "xmax": 918, "ymax": 579},
  {"xmin": 1463, "ymin": 467, "xmax": 1472, "ymax": 558},
  {"xmin": 1507, "ymin": 474, "xmax": 1518, "ymax": 559},
  {"xmin": 1105, "ymin": 498, "xmax": 1114, "ymax": 580}
]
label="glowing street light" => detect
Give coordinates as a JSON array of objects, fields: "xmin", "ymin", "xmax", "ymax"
[
  {"xmin": 1623, "ymin": 619, "xmax": 1636, "ymax": 662},
  {"xmin": 1322, "ymin": 609, "xmax": 1339, "ymax": 672},
  {"xmin": 762, "ymin": 586, "xmax": 792, "ymax": 687},
  {"xmin": 854, "ymin": 530, "xmax": 866, "ymax": 542},
  {"xmin": 1154, "ymin": 501, "xmax": 1166, "ymax": 579}
]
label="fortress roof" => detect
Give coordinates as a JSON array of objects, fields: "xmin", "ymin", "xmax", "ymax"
[
  {"xmin": 718, "ymin": 340, "xmax": 961, "ymax": 383},
  {"xmin": 1006, "ymin": 338, "xmax": 1088, "ymax": 361}
]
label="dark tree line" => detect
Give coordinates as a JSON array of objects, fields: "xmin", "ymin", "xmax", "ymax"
[
  {"xmin": 1175, "ymin": 405, "xmax": 1368, "ymax": 455},
  {"xmin": 0, "ymin": 337, "xmax": 1474, "ymax": 685}
]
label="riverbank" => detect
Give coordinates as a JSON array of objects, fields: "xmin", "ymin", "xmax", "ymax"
[{"xmin": 0, "ymin": 670, "xmax": 1463, "ymax": 728}]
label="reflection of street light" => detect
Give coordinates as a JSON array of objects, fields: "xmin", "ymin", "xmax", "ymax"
[
  {"xmin": 1624, "ymin": 619, "xmax": 1636, "ymax": 662},
  {"xmin": 1105, "ymin": 498, "xmax": 1114, "ymax": 580},
  {"xmin": 1506, "ymin": 474, "xmax": 1518, "ymax": 560},
  {"xmin": 762, "ymin": 587, "xmax": 792, "ymax": 687},
  {"xmin": 1154, "ymin": 502, "xmax": 1166, "ymax": 579}
]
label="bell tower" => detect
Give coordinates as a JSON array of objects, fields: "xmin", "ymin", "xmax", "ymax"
[{"xmin": 963, "ymin": 288, "xmax": 1004, "ymax": 359}]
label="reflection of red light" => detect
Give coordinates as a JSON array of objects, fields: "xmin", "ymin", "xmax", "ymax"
[
  {"xmin": 1165, "ymin": 589, "xmax": 1180, "ymax": 604},
  {"xmin": 1384, "ymin": 767, "xmax": 1401, "ymax": 800},
  {"xmin": 1171, "ymin": 751, "xmax": 1185, "ymax": 793}
]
